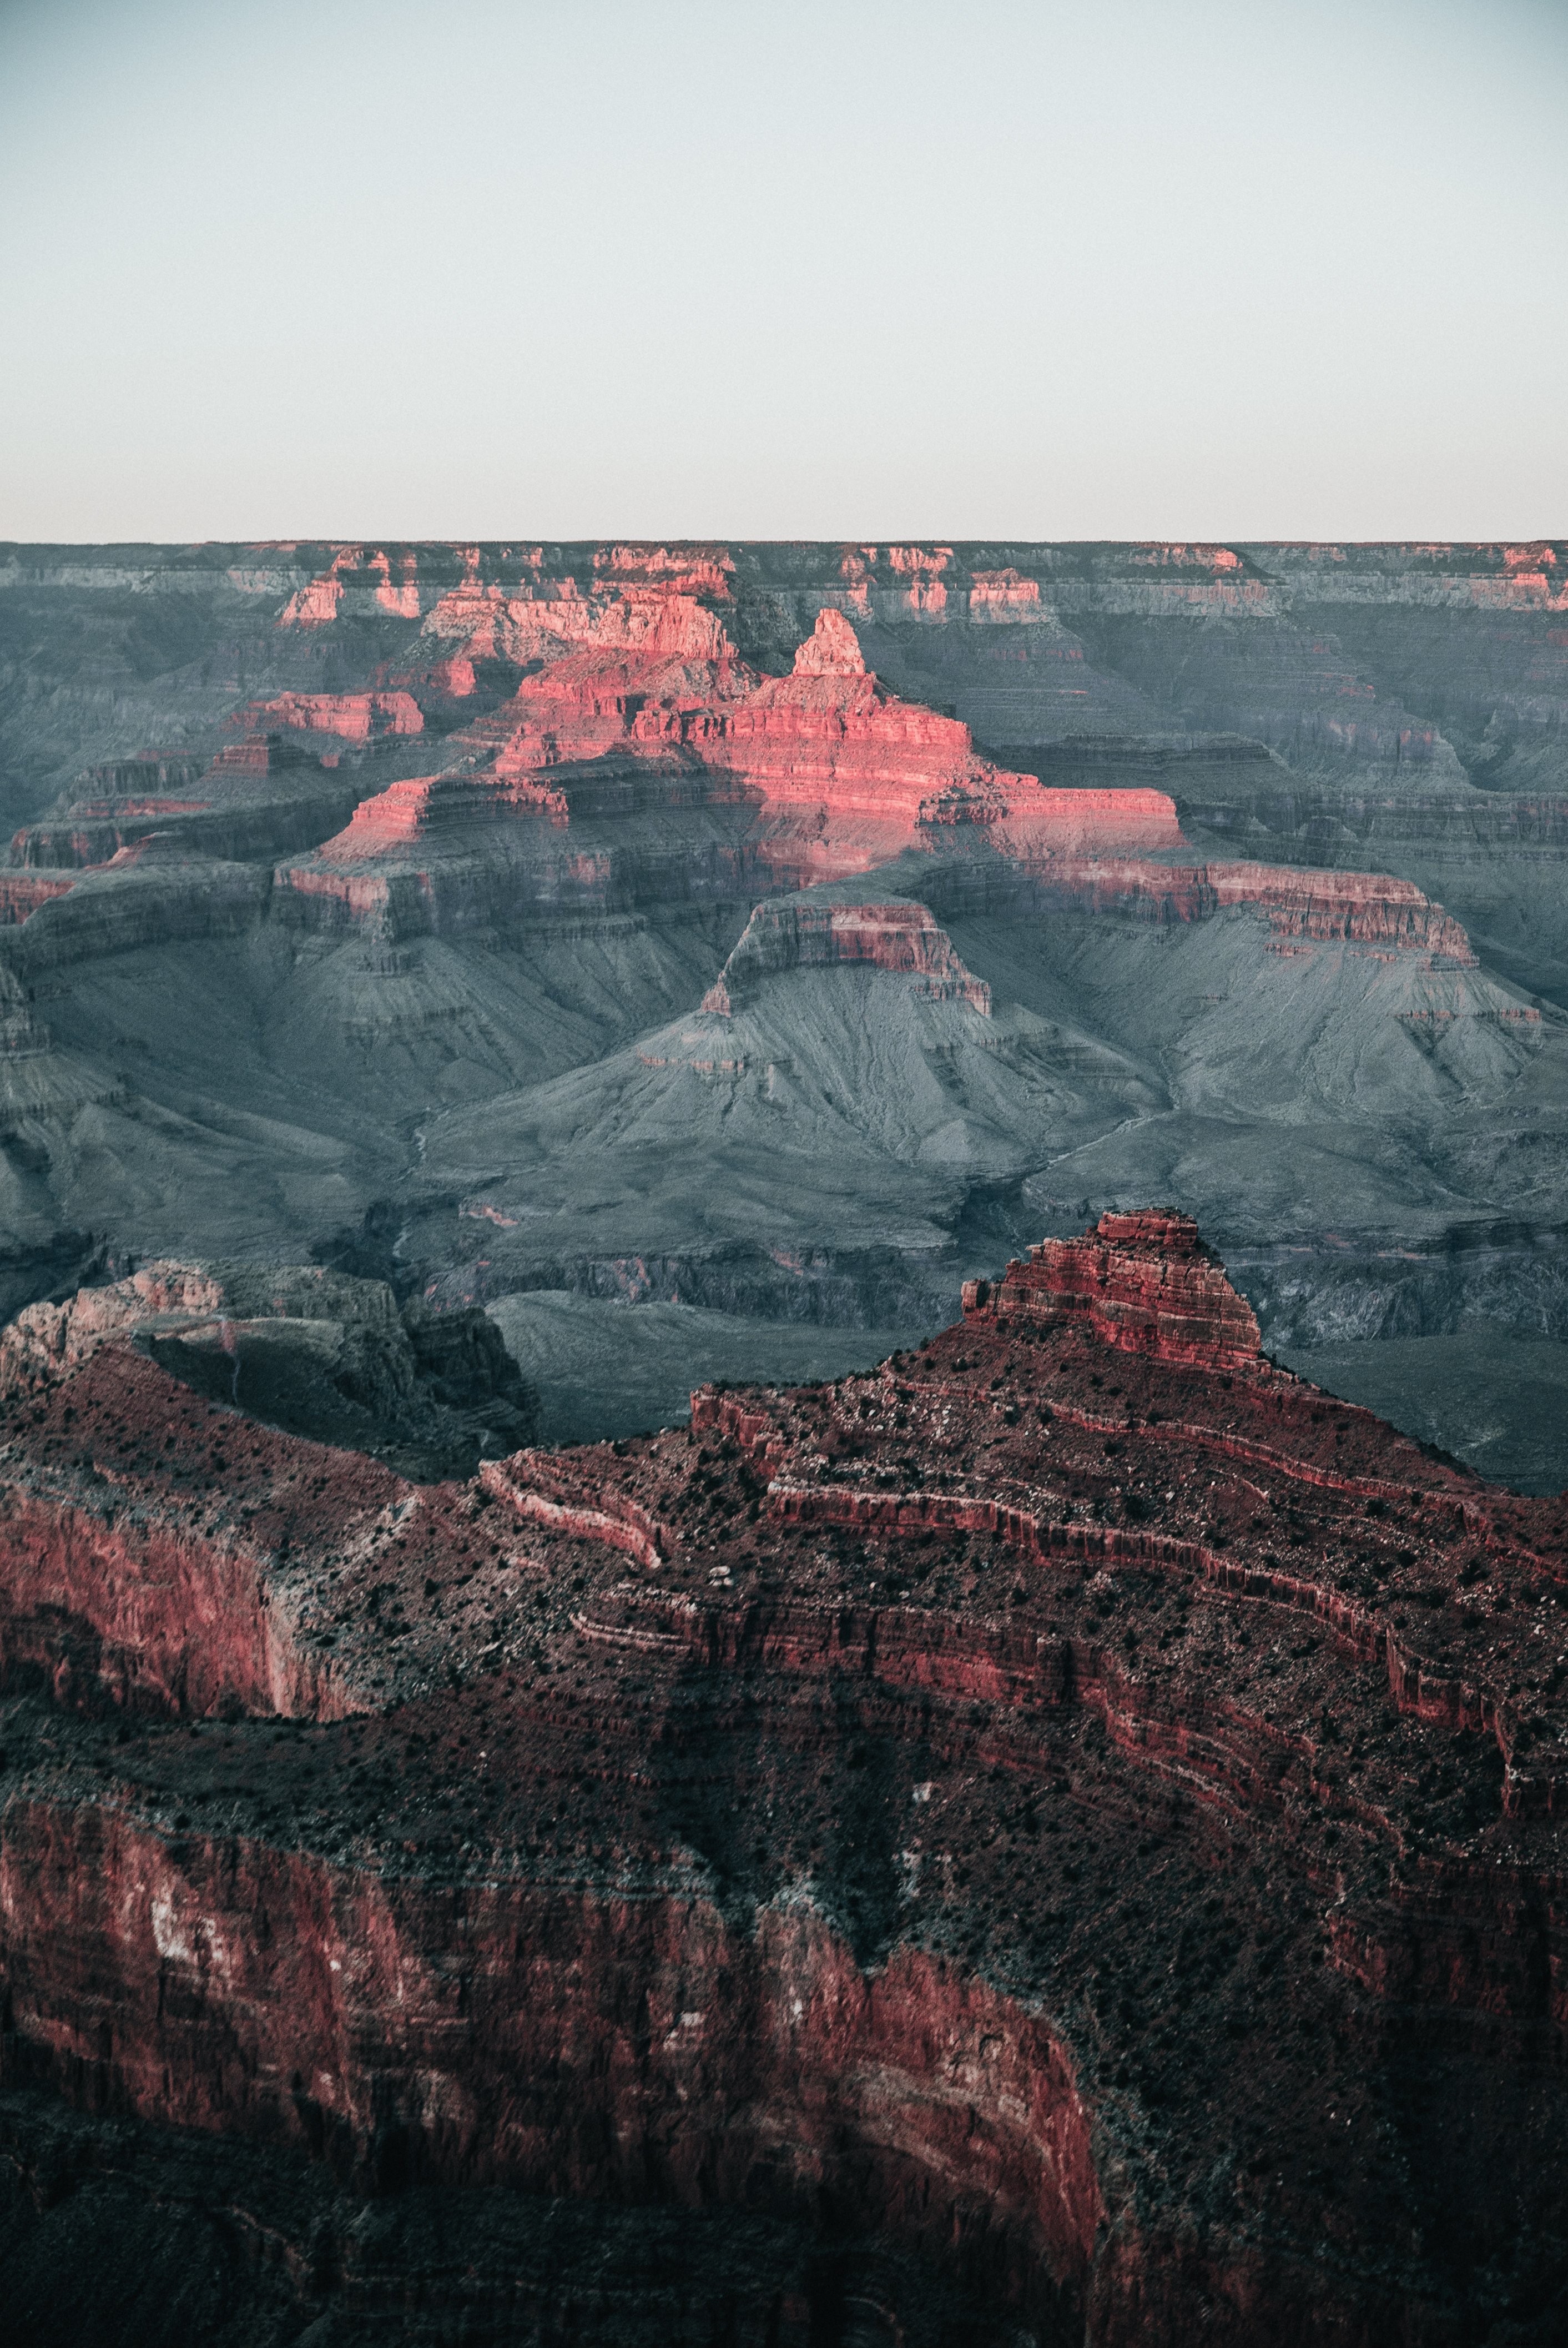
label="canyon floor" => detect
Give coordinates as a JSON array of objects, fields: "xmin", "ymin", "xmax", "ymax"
[{"xmin": 2, "ymin": 541, "xmax": 1567, "ymax": 2339}]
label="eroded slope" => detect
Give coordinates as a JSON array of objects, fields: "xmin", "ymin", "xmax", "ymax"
[{"xmin": 3, "ymin": 1215, "xmax": 1568, "ymax": 2342}]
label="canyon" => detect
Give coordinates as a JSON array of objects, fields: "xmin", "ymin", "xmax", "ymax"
[
  {"xmin": 1, "ymin": 540, "xmax": 1566, "ymax": 2336},
  {"xmin": 1, "ymin": 540, "xmax": 1564, "ymax": 1486},
  {"xmin": 3, "ymin": 1211, "xmax": 1568, "ymax": 2341}
]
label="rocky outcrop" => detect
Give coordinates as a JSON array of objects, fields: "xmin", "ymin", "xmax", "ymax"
[
  {"xmin": 0, "ymin": 1803, "xmax": 1102, "ymax": 2332},
  {"xmin": 1, "ymin": 1263, "xmax": 536, "ymax": 1478},
  {"xmin": 422, "ymin": 577, "xmax": 735, "ymax": 669},
  {"xmin": 962, "ymin": 1209, "xmax": 1265, "ymax": 1370},
  {"xmin": 0, "ymin": 1264, "xmax": 226, "ymax": 1391},
  {"xmin": 276, "ymin": 546, "xmax": 438, "ymax": 628},
  {"xmin": 245, "ymin": 691, "xmax": 424, "ymax": 742},
  {"xmin": 269, "ymin": 599, "xmax": 1188, "ymax": 938},
  {"xmin": 481, "ymin": 1446, "xmax": 672, "ymax": 1567},
  {"xmin": 4, "ymin": 1220, "xmax": 1568, "ymax": 2341},
  {"xmin": 1017, "ymin": 854, "xmax": 1477, "ymax": 958},
  {"xmin": 262, "ymin": 583, "xmax": 1478, "ymax": 969},
  {"xmin": 701, "ymin": 899, "xmax": 991, "ymax": 1016},
  {"xmin": 1206, "ymin": 861, "xmax": 1475, "ymax": 954},
  {"xmin": 0, "ymin": 873, "xmax": 75, "ymax": 924},
  {"xmin": 12, "ymin": 736, "xmax": 361, "ymax": 872},
  {"xmin": 1, "ymin": 856, "xmax": 272, "ymax": 968}
]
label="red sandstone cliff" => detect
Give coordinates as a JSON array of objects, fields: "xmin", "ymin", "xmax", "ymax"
[{"xmin": 258, "ymin": 588, "xmax": 1478, "ymax": 969}]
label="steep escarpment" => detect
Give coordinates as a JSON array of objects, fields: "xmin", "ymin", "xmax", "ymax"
[
  {"xmin": 1011, "ymin": 853, "xmax": 1476, "ymax": 958},
  {"xmin": 269, "ymin": 602, "xmax": 1189, "ymax": 942},
  {"xmin": 0, "ymin": 1259, "xmax": 535, "ymax": 1477},
  {"xmin": 4, "ymin": 1215, "xmax": 1568, "ymax": 2341}
]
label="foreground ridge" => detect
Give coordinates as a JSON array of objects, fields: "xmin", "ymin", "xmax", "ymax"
[{"xmin": 2, "ymin": 1210, "xmax": 1568, "ymax": 2344}]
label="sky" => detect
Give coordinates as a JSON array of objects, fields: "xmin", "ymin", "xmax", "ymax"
[{"xmin": 1, "ymin": 0, "xmax": 1565, "ymax": 542}]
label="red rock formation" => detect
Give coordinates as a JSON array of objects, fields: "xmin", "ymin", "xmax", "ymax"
[
  {"xmin": 969, "ymin": 569, "xmax": 1045, "ymax": 620},
  {"xmin": 0, "ymin": 1807, "xmax": 1103, "ymax": 2325},
  {"xmin": 4, "ymin": 1214, "xmax": 1568, "ymax": 2339},
  {"xmin": 277, "ymin": 572, "xmax": 343, "ymax": 627},
  {"xmin": 1206, "ymin": 860, "xmax": 1476, "ymax": 957},
  {"xmin": 0, "ymin": 873, "xmax": 75, "ymax": 924},
  {"xmin": 885, "ymin": 545, "xmax": 953, "ymax": 576},
  {"xmin": 1020, "ymin": 852, "xmax": 1476, "ymax": 959},
  {"xmin": 962, "ymin": 1210, "xmax": 1265, "ymax": 1373},
  {"xmin": 244, "ymin": 691, "xmax": 424, "ymax": 743},
  {"xmin": 481, "ymin": 1447, "xmax": 672, "ymax": 1568},
  {"xmin": 274, "ymin": 594, "xmax": 1193, "ymax": 934},
  {"xmin": 593, "ymin": 543, "xmax": 736, "ymax": 598},
  {"xmin": 266, "ymin": 582, "xmax": 1483, "ymax": 968},
  {"xmin": 0, "ymin": 1264, "xmax": 225, "ymax": 1394},
  {"xmin": 423, "ymin": 579, "xmax": 734, "ymax": 671},
  {"xmin": 277, "ymin": 546, "xmax": 437, "ymax": 627}
]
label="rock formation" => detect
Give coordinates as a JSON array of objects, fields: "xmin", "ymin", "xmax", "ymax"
[
  {"xmin": 700, "ymin": 898, "xmax": 991, "ymax": 1016},
  {"xmin": 3, "ymin": 1214, "xmax": 1568, "ymax": 2341},
  {"xmin": 963, "ymin": 1209, "xmax": 1264, "ymax": 1371},
  {"xmin": 0, "ymin": 537, "xmax": 1564, "ymax": 1499},
  {"xmin": 0, "ymin": 1262, "xmax": 536, "ymax": 1479},
  {"xmin": 267, "ymin": 596, "xmax": 1191, "ymax": 939}
]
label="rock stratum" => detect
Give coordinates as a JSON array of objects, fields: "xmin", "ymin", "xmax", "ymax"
[{"xmin": 3, "ymin": 1211, "xmax": 1568, "ymax": 2343}]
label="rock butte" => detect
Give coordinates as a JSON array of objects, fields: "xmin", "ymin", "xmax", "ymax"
[
  {"xmin": 5, "ymin": 588, "xmax": 1470, "ymax": 958},
  {"xmin": 3, "ymin": 1213, "xmax": 1568, "ymax": 2342}
]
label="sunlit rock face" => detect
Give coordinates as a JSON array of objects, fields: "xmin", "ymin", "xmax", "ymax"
[
  {"xmin": 3, "ymin": 1211, "xmax": 1568, "ymax": 2342},
  {"xmin": 700, "ymin": 899, "xmax": 992, "ymax": 1017}
]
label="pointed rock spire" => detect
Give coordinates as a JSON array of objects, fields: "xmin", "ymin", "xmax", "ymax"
[{"xmin": 792, "ymin": 605, "xmax": 867, "ymax": 677}]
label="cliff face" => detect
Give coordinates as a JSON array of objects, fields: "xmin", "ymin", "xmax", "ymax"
[
  {"xmin": 700, "ymin": 899, "xmax": 991, "ymax": 1016},
  {"xmin": 963, "ymin": 1210, "xmax": 1264, "ymax": 1370},
  {"xmin": 259, "ymin": 590, "xmax": 1484, "ymax": 973},
  {"xmin": 267, "ymin": 600, "xmax": 1191, "ymax": 939},
  {"xmin": 1012, "ymin": 853, "xmax": 1476, "ymax": 959},
  {"xmin": 4, "ymin": 1215, "xmax": 1568, "ymax": 2342},
  {"xmin": 0, "ymin": 1261, "xmax": 535, "ymax": 1481}
]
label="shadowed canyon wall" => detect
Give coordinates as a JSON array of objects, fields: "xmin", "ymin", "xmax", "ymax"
[{"xmin": 3, "ymin": 1214, "xmax": 1568, "ymax": 2339}]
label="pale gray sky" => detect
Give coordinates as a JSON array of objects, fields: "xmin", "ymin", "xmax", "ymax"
[{"xmin": 2, "ymin": 0, "xmax": 1564, "ymax": 541}]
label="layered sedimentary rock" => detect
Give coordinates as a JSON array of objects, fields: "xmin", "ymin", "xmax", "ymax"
[
  {"xmin": 964, "ymin": 1210, "xmax": 1264, "ymax": 1370},
  {"xmin": 0, "ymin": 1261, "xmax": 536, "ymax": 1478},
  {"xmin": 701, "ymin": 898, "xmax": 991, "ymax": 1016},
  {"xmin": 262, "ymin": 577, "xmax": 1480, "ymax": 1024},
  {"xmin": 1012, "ymin": 853, "xmax": 1476, "ymax": 958},
  {"xmin": 269, "ymin": 600, "xmax": 1189, "ymax": 941},
  {"xmin": 3, "ymin": 1214, "xmax": 1568, "ymax": 2341},
  {"xmin": 0, "ymin": 537, "xmax": 1564, "ymax": 1497}
]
